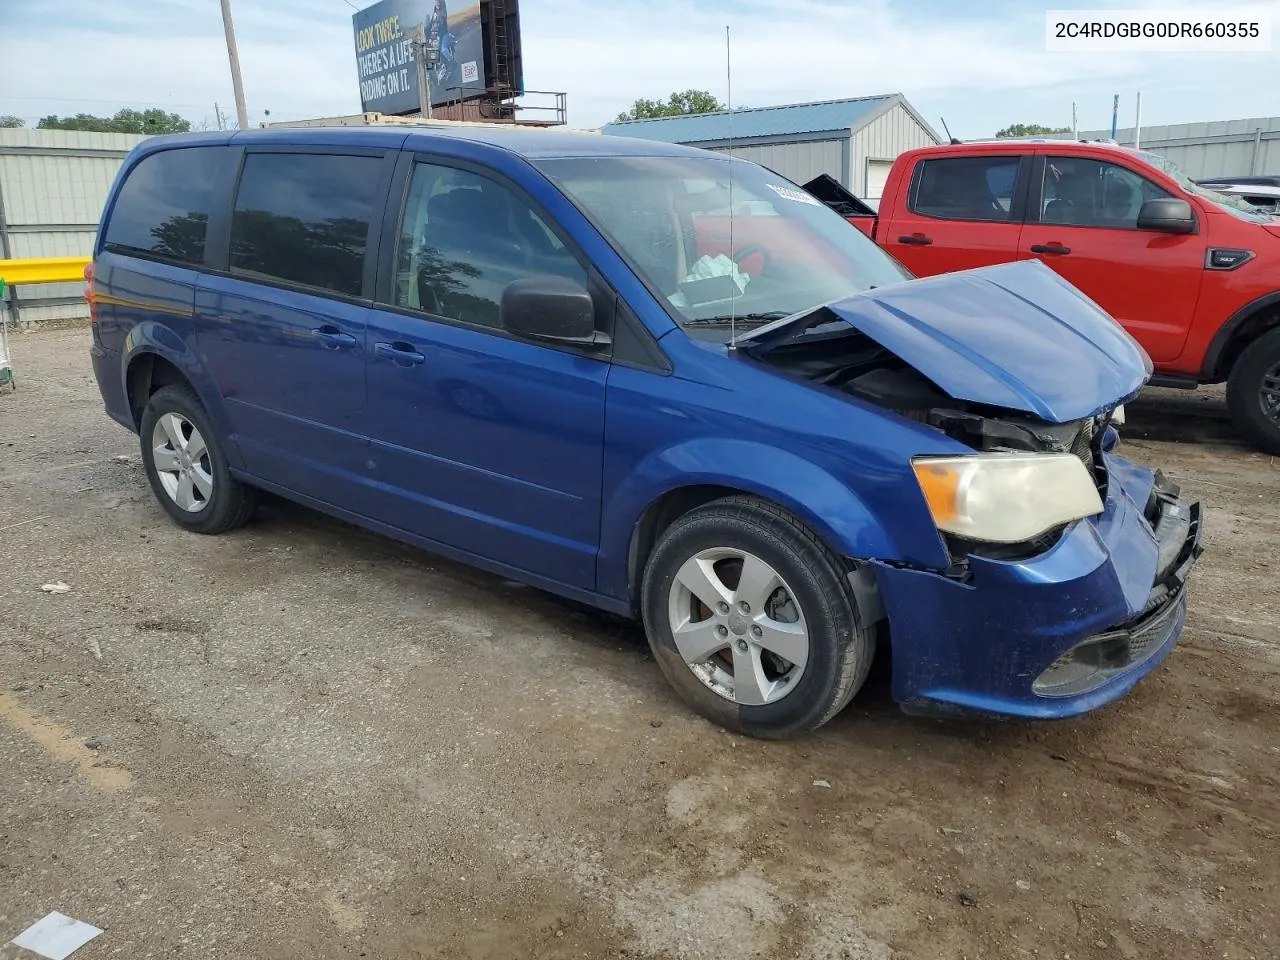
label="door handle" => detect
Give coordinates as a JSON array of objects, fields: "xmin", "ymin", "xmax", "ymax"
[
  {"xmin": 311, "ymin": 326, "xmax": 358, "ymax": 349},
  {"xmin": 898, "ymin": 235, "xmax": 933, "ymax": 245},
  {"xmin": 374, "ymin": 341, "xmax": 426, "ymax": 366},
  {"xmin": 1030, "ymin": 244, "xmax": 1071, "ymax": 255}
]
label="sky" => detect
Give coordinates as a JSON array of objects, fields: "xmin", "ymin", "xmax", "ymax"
[{"xmin": 0, "ymin": 0, "xmax": 1278, "ymax": 137}]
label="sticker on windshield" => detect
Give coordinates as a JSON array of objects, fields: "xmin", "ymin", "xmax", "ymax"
[{"xmin": 767, "ymin": 184, "xmax": 821, "ymax": 206}]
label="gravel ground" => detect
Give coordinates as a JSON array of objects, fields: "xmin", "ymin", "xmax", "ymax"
[{"xmin": 1, "ymin": 326, "xmax": 1277, "ymax": 960}]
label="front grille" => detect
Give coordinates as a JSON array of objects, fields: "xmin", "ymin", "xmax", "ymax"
[
  {"xmin": 1033, "ymin": 586, "xmax": 1187, "ymax": 697},
  {"xmin": 1127, "ymin": 589, "xmax": 1185, "ymax": 661}
]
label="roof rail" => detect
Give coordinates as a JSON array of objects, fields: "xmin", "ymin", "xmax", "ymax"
[{"xmin": 949, "ymin": 136, "xmax": 1126, "ymax": 147}]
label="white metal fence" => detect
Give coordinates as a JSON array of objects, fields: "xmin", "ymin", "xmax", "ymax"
[{"xmin": 0, "ymin": 129, "xmax": 149, "ymax": 325}]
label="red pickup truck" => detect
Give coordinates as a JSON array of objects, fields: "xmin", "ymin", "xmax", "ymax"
[{"xmin": 806, "ymin": 141, "xmax": 1280, "ymax": 452}]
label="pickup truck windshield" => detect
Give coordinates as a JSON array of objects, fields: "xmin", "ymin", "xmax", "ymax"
[
  {"xmin": 536, "ymin": 155, "xmax": 911, "ymax": 336},
  {"xmin": 1139, "ymin": 151, "xmax": 1275, "ymax": 223}
]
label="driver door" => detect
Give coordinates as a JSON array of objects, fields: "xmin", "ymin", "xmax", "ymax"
[{"xmin": 362, "ymin": 158, "xmax": 613, "ymax": 589}]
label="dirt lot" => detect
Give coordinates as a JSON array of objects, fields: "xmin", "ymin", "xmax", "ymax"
[{"xmin": 1, "ymin": 326, "xmax": 1277, "ymax": 960}]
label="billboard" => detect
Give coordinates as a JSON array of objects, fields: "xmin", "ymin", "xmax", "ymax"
[{"xmin": 353, "ymin": 0, "xmax": 486, "ymax": 114}]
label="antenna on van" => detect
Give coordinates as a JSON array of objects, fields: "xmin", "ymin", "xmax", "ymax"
[
  {"xmin": 940, "ymin": 116, "xmax": 961, "ymax": 145},
  {"xmin": 726, "ymin": 24, "xmax": 739, "ymax": 350}
]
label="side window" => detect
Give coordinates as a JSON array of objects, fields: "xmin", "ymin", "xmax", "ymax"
[
  {"xmin": 103, "ymin": 147, "xmax": 223, "ymax": 264},
  {"xmin": 393, "ymin": 162, "xmax": 587, "ymax": 329},
  {"xmin": 910, "ymin": 156, "xmax": 1021, "ymax": 222},
  {"xmin": 1041, "ymin": 157, "xmax": 1171, "ymax": 228},
  {"xmin": 229, "ymin": 152, "xmax": 382, "ymax": 298}
]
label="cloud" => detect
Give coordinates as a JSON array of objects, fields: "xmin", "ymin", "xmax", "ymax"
[
  {"xmin": 0, "ymin": 0, "xmax": 1277, "ymax": 133},
  {"xmin": 0, "ymin": 0, "xmax": 361, "ymax": 126}
]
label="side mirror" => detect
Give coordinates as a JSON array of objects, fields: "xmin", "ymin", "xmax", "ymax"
[
  {"xmin": 1137, "ymin": 197, "xmax": 1196, "ymax": 234},
  {"xmin": 500, "ymin": 275, "xmax": 608, "ymax": 348}
]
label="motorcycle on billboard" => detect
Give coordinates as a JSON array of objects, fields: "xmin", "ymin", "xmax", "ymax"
[{"xmin": 426, "ymin": 0, "xmax": 459, "ymax": 97}]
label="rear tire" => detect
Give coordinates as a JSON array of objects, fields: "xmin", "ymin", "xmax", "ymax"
[
  {"xmin": 640, "ymin": 495, "xmax": 876, "ymax": 740},
  {"xmin": 1226, "ymin": 328, "xmax": 1280, "ymax": 454},
  {"xmin": 139, "ymin": 385, "xmax": 256, "ymax": 534}
]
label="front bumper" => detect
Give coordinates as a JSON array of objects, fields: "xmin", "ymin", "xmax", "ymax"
[{"xmin": 874, "ymin": 454, "xmax": 1204, "ymax": 719}]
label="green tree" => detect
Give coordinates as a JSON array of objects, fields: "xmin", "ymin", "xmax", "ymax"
[
  {"xmin": 994, "ymin": 123, "xmax": 1073, "ymax": 139},
  {"xmin": 0, "ymin": 116, "xmax": 24, "ymax": 128},
  {"xmin": 615, "ymin": 89, "xmax": 726, "ymax": 122},
  {"xmin": 37, "ymin": 108, "xmax": 190, "ymax": 135}
]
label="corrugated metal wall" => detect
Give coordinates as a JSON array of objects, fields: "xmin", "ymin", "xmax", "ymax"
[
  {"xmin": 701, "ymin": 139, "xmax": 848, "ymax": 191},
  {"xmin": 1078, "ymin": 116, "xmax": 1280, "ymax": 180},
  {"xmin": 0, "ymin": 129, "xmax": 148, "ymax": 324},
  {"xmin": 851, "ymin": 104, "xmax": 940, "ymax": 196}
]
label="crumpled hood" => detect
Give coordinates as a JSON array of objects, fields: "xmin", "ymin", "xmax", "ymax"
[{"xmin": 745, "ymin": 260, "xmax": 1152, "ymax": 423}]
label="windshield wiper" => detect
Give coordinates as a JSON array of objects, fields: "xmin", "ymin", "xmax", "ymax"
[{"xmin": 683, "ymin": 311, "xmax": 791, "ymax": 327}]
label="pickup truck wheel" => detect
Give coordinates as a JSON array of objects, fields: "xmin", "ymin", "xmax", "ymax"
[
  {"xmin": 139, "ymin": 385, "xmax": 257, "ymax": 534},
  {"xmin": 640, "ymin": 496, "xmax": 875, "ymax": 740},
  {"xmin": 1226, "ymin": 328, "xmax": 1280, "ymax": 454}
]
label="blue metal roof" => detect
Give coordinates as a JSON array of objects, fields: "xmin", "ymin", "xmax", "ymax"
[{"xmin": 603, "ymin": 95, "xmax": 899, "ymax": 144}]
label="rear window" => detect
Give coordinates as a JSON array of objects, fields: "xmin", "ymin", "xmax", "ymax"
[
  {"xmin": 103, "ymin": 147, "xmax": 223, "ymax": 265},
  {"xmin": 229, "ymin": 152, "xmax": 383, "ymax": 298},
  {"xmin": 910, "ymin": 156, "xmax": 1021, "ymax": 222}
]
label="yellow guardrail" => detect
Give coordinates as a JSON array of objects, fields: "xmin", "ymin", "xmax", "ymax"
[{"xmin": 0, "ymin": 256, "xmax": 91, "ymax": 286}]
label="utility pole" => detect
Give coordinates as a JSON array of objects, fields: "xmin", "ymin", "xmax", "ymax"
[
  {"xmin": 1133, "ymin": 91, "xmax": 1142, "ymax": 150},
  {"xmin": 219, "ymin": 0, "xmax": 249, "ymax": 129},
  {"xmin": 1071, "ymin": 101, "xmax": 1078, "ymax": 140},
  {"xmin": 411, "ymin": 24, "xmax": 435, "ymax": 120}
]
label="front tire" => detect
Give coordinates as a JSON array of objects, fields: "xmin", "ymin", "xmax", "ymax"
[
  {"xmin": 139, "ymin": 385, "xmax": 256, "ymax": 534},
  {"xmin": 640, "ymin": 496, "xmax": 876, "ymax": 739},
  {"xmin": 1226, "ymin": 328, "xmax": 1280, "ymax": 454}
]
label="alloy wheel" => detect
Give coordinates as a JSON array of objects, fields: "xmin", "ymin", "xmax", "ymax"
[
  {"xmin": 151, "ymin": 413, "xmax": 213, "ymax": 513},
  {"xmin": 1260, "ymin": 361, "xmax": 1280, "ymax": 422},
  {"xmin": 666, "ymin": 547, "xmax": 809, "ymax": 705}
]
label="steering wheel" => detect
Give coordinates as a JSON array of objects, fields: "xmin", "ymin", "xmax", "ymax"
[{"xmin": 730, "ymin": 243, "xmax": 771, "ymax": 272}]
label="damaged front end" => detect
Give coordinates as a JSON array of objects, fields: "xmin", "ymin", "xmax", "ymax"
[
  {"xmin": 787, "ymin": 356, "xmax": 1119, "ymax": 561},
  {"xmin": 739, "ymin": 317, "xmax": 1119, "ymax": 563},
  {"xmin": 736, "ymin": 260, "xmax": 1204, "ymax": 718},
  {"xmin": 736, "ymin": 260, "xmax": 1157, "ymax": 561}
]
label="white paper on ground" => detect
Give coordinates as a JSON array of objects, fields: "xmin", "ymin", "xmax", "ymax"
[{"xmin": 10, "ymin": 912, "xmax": 103, "ymax": 960}]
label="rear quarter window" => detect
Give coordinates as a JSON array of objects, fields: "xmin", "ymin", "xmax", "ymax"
[{"xmin": 103, "ymin": 146, "xmax": 224, "ymax": 265}]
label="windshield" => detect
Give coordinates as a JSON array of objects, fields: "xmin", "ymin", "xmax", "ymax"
[
  {"xmin": 535, "ymin": 155, "xmax": 911, "ymax": 338},
  {"xmin": 1139, "ymin": 151, "xmax": 1275, "ymax": 222}
]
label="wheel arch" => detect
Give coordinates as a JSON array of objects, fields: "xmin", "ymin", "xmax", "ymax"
[
  {"xmin": 119, "ymin": 321, "xmax": 244, "ymax": 470},
  {"xmin": 626, "ymin": 484, "xmax": 745, "ymax": 613},
  {"xmin": 1201, "ymin": 291, "xmax": 1280, "ymax": 382},
  {"xmin": 625, "ymin": 482, "xmax": 893, "ymax": 622},
  {"xmin": 605, "ymin": 441, "xmax": 905, "ymax": 615},
  {"xmin": 125, "ymin": 352, "xmax": 192, "ymax": 429}
]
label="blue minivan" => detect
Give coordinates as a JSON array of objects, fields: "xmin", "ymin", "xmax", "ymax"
[{"xmin": 88, "ymin": 126, "xmax": 1202, "ymax": 738}]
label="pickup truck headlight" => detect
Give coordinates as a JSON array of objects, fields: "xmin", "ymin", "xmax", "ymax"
[{"xmin": 912, "ymin": 453, "xmax": 1104, "ymax": 545}]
